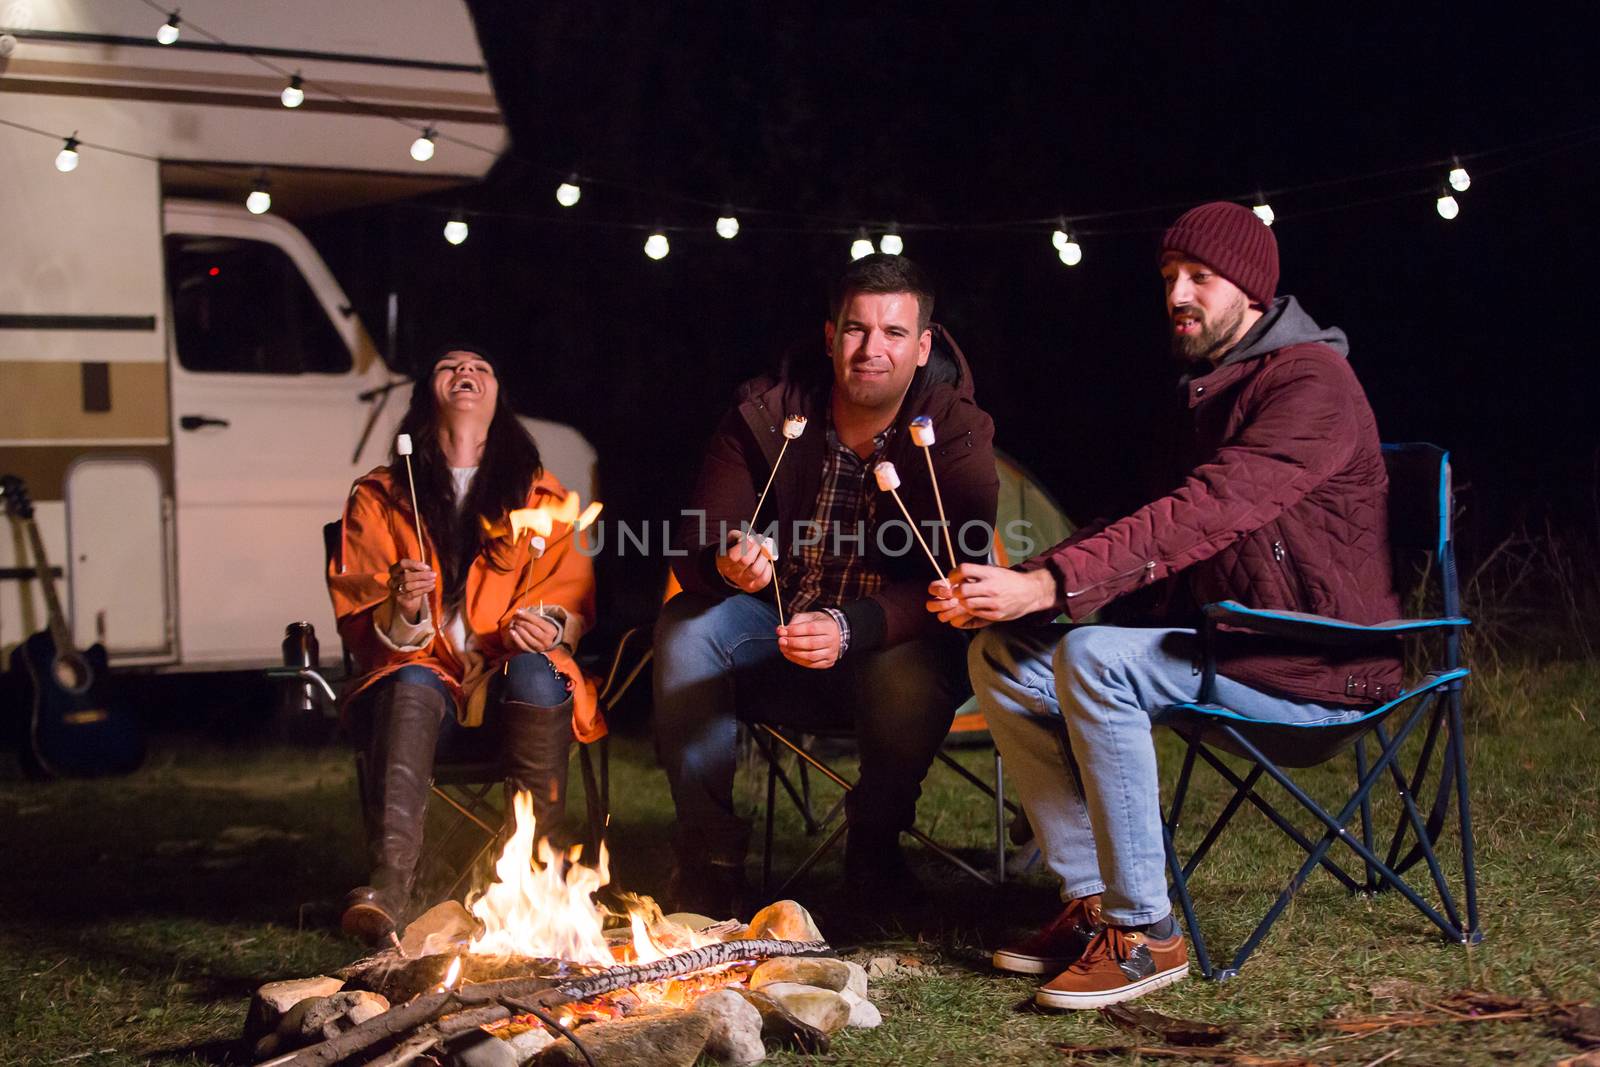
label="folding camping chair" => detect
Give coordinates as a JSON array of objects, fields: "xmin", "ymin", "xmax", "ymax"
[{"xmin": 1154, "ymin": 443, "xmax": 1481, "ymax": 979}]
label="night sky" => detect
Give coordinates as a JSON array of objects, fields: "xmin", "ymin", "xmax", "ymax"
[{"xmin": 307, "ymin": 7, "xmax": 1599, "ymax": 633}]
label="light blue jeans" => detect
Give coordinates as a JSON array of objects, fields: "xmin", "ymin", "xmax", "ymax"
[{"xmin": 968, "ymin": 624, "xmax": 1362, "ymax": 926}]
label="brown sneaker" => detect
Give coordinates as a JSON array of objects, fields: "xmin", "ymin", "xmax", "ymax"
[
  {"xmin": 992, "ymin": 894, "xmax": 1103, "ymax": 974},
  {"xmin": 1034, "ymin": 923, "xmax": 1188, "ymax": 1010}
]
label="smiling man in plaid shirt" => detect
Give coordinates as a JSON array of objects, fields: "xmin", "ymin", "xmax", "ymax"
[{"xmin": 655, "ymin": 254, "xmax": 998, "ymax": 916}]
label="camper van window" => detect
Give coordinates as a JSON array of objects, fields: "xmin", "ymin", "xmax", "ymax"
[{"xmin": 164, "ymin": 234, "xmax": 351, "ymax": 375}]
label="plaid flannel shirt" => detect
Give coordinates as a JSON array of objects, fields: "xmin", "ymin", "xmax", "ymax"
[{"xmin": 774, "ymin": 421, "xmax": 894, "ymax": 655}]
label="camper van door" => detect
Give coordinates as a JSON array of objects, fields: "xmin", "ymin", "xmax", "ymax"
[{"xmin": 162, "ymin": 200, "xmax": 399, "ymax": 667}]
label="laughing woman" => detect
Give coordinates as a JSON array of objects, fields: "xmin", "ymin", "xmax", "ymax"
[{"xmin": 327, "ymin": 344, "xmax": 598, "ymax": 944}]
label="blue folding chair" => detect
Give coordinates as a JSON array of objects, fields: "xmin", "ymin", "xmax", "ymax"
[{"xmin": 1154, "ymin": 443, "xmax": 1482, "ymax": 979}]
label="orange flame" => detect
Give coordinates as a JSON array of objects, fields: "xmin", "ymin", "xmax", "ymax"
[{"xmin": 466, "ymin": 791, "xmax": 729, "ymax": 1006}]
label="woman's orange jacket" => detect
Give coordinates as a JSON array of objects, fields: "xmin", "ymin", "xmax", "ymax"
[{"xmin": 325, "ymin": 466, "xmax": 603, "ymax": 741}]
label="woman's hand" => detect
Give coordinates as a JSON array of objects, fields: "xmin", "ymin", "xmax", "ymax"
[
  {"xmin": 388, "ymin": 559, "xmax": 436, "ymax": 621},
  {"xmin": 504, "ymin": 609, "xmax": 562, "ymax": 653}
]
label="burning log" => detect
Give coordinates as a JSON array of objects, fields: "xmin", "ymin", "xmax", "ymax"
[{"xmin": 262, "ymin": 938, "xmax": 832, "ymax": 1067}]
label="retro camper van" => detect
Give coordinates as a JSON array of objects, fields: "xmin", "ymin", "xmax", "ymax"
[{"xmin": 0, "ymin": 2, "xmax": 594, "ymax": 678}]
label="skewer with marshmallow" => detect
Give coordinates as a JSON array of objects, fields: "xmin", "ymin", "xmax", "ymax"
[
  {"xmin": 395, "ymin": 434, "xmax": 428, "ymax": 566},
  {"xmin": 747, "ymin": 415, "xmax": 808, "ymax": 534},
  {"xmin": 908, "ymin": 415, "xmax": 951, "ymax": 570},
  {"xmin": 497, "ymin": 495, "xmax": 605, "ymax": 608},
  {"xmin": 874, "ymin": 461, "xmax": 945, "ymax": 581}
]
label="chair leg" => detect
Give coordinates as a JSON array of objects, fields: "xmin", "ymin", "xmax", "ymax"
[
  {"xmin": 1372, "ymin": 722, "xmax": 1464, "ymax": 932},
  {"xmin": 1355, "ymin": 738, "xmax": 1379, "ymax": 892},
  {"xmin": 577, "ymin": 743, "xmax": 603, "ymax": 852},
  {"xmin": 1449, "ymin": 690, "xmax": 1483, "ymax": 941},
  {"xmin": 763, "ymin": 740, "xmax": 779, "ymax": 897},
  {"xmin": 994, "ymin": 750, "xmax": 1006, "ymax": 883},
  {"xmin": 1219, "ymin": 714, "xmax": 1465, "ymax": 961},
  {"xmin": 1163, "ymin": 820, "xmax": 1216, "ymax": 980},
  {"xmin": 772, "ymin": 821, "xmax": 847, "ymax": 899}
]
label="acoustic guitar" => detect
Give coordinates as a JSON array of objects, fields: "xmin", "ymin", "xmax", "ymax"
[{"xmin": 1, "ymin": 474, "xmax": 144, "ymax": 777}]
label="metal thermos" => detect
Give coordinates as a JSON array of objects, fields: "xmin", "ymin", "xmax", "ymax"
[{"xmin": 280, "ymin": 621, "xmax": 321, "ymax": 715}]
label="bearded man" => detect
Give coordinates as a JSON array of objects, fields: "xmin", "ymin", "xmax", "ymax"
[{"xmin": 928, "ymin": 201, "xmax": 1401, "ymax": 1009}]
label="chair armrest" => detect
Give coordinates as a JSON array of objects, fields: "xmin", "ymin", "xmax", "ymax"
[
  {"xmin": 265, "ymin": 666, "xmax": 339, "ymax": 707},
  {"xmin": 1202, "ymin": 600, "xmax": 1470, "ymax": 647}
]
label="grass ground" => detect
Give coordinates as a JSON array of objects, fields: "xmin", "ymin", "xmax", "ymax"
[{"xmin": 1, "ymin": 659, "xmax": 1596, "ymax": 1066}]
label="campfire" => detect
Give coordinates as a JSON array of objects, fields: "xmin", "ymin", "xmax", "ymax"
[{"xmin": 248, "ymin": 793, "xmax": 877, "ymax": 1066}]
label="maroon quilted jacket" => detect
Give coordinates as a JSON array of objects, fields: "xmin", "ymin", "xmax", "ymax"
[
  {"xmin": 1021, "ymin": 296, "xmax": 1403, "ymax": 706},
  {"xmin": 672, "ymin": 325, "xmax": 998, "ymax": 653}
]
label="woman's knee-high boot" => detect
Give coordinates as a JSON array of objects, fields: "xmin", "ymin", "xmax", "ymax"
[{"xmin": 342, "ymin": 680, "xmax": 447, "ymax": 944}]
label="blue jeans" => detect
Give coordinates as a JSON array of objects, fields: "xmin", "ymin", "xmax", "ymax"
[
  {"xmin": 968, "ymin": 624, "xmax": 1362, "ymax": 925},
  {"xmin": 653, "ymin": 592, "xmax": 970, "ymax": 863},
  {"xmin": 380, "ymin": 655, "xmax": 571, "ymax": 757}
]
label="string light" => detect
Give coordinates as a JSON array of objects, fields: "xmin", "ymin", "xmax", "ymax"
[
  {"xmin": 443, "ymin": 214, "xmax": 469, "ymax": 245},
  {"xmin": 849, "ymin": 229, "xmax": 874, "ymax": 260},
  {"xmin": 1448, "ymin": 155, "xmax": 1471, "ymax": 193},
  {"xmin": 245, "ymin": 175, "xmax": 271, "ymax": 215},
  {"xmin": 1252, "ymin": 195, "xmax": 1276, "ymax": 227},
  {"xmin": 1435, "ymin": 188, "xmax": 1460, "ymax": 220},
  {"xmin": 280, "ymin": 74, "xmax": 304, "ymax": 109},
  {"xmin": 409, "ymin": 127, "xmax": 436, "ymax": 162},
  {"xmin": 54, "ymin": 133, "xmax": 80, "ymax": 173},
  {"xmin": 715, "ymin": 213, "xmax": 739, "ymax": 239},
  {"xmin": 155, "ymin": 10, "xmax": 181, "ymax": 45},
  {"xmin": 1057, "ymin": 230, "xmax": 1083, "ymax": 267},
  {"xmin": 644, "ymin": 231, "xmax": 670, "ymax": 260},
  {"xmin": 1051, "ymin": 218, "xmax": 1071, "ymax": 252},
  {"xmin": 878, "ymin": 229, "xmax": 904, "ymax": 255},
  {"xmin": 556, "ymin": 175, "xmax": 582, "ymax": 207}
]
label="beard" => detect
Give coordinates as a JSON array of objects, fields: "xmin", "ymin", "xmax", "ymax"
[{"xmin": 1171, "ymin": 295, "xmax": 1247, "ymax": 364}]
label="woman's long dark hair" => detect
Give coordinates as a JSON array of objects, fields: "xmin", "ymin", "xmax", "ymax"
[{"xmin": 391, "ymin": 344, "xmax": 542, "ymax": 613}]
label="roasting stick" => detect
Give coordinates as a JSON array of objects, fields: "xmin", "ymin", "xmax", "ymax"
[
  {"xmin": 395, "ymin": 434, "xmax": 428, "ymax": 566},
  {"xmin": 909, "ymin": 415, "xmax": 951, "ymax": 571},
  {"xmin": 874, "ymin": 461, "xmax": 945, "ymax": 582},
  {"xmin": 509, "ymin": 499, "xmax": 604, "ymax": 613},
  {"xmin": 746, "ymin": 415, "xmax": 808, "ymax": 533},
  {"xmin": 762, "ymin": 536, "xmax": 785, "ymax": 627}
]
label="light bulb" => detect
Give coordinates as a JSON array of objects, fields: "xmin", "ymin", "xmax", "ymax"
[
  {"xmin": 1435, "ymin": 193, "xmax": 1459, "ymax": 220},
  {"xmin": 156, "ymin": 12, "xmax": 180, "ymax": 45},
  {"xmin": 556, "ymin": 177, "xmax": 581, "ymax": 207},
  {"xmin": 410, "ymin": 129, "xmax": 436, "ymax": 162},
  {"xmin": 715, "ymin": 215, "xmax": 739, "ymax": 239},
  {"xmin": 55, "ymin": 135, "xmax": 80, "ymax": 173},
  {"xmin": 1052, "ymin": 228, "xmax": 1069, "ymax": 251},
  {"xmin": 281, "ymin": 75, "xmax": 304, "ymax": 108},
  {"xmin": 1252, "ymin": 200, "xmax": 1275, "ymax": 227},
  {"xmin": 1058, "ymin": 240, "xmax": 1083, "ymax": 267},
  {"xmin": 878, "ymin": 232, "xmax": 904, "ymax": 255},
  {"xmin": 246, "ymin": 187, "xmax": 271, "ymax": 215},
  {"xmin": 849, "ymin": 232, "xmax": 873, "ymax": 260},
  {"xmin": 1448, "ymin": 165, "xmax": 1470, "ymax": 193},
  {"xmin": 644, "ymin": 232, "xmax": 670, "ymax": 260},
  {"xmin": 443, "ymin": 217, "xmax": 469, "ymax": 245}
]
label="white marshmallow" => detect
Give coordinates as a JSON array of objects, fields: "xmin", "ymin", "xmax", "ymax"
[
  {"xmin": 909, "ymin": 415, "xmax": 935, "ymax": 447},
  {"xmin": 759, "ymin": 535, "xmax": 778, "ymax": 561},
  {"xmin": 396, "ymin": 433, "xmax": 414, "ymax": 456},
  {"xmin": 783, "ymin": 415, "xmax": 808, "ymax": 440},
  {"xmin": 874, "ymin": 461, "xmax": 901, "ymax": 491}
]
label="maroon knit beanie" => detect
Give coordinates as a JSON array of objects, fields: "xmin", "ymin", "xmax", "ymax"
[{"xmin": 1160, "ymin": 201, "xmax": 1279, "ymax": 306}]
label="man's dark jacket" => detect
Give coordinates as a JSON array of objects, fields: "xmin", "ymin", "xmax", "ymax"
[
  {"xmin": 672, "ymin": 324, "xmax": 998, "ymax": 654},
  {"xmin": 1021, "ymin": 296, "xmax": 1403, "ymax": 706}
]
